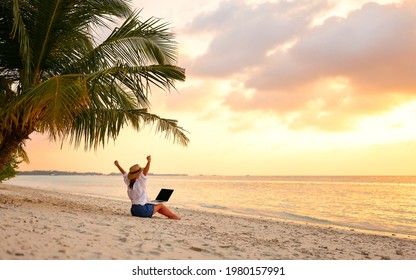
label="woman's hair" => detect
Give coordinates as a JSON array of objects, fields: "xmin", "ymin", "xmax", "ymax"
[{"xmin": 128, "ymin": 179, "xmax": 135, "ymax": 189}]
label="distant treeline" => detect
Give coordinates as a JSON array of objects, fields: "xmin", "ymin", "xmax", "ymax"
[
  {"xmin": 17, "ymin": 170, "xmax": 103, "ymax": 176},
  {"xmin": 17, "ymin": 171, "xmax": 187, "ymax": 176}
]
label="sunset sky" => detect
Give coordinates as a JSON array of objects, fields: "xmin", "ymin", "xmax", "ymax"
[{"xmin": 19, "ymin": 0, "xmax": 416, "ymax": 176}]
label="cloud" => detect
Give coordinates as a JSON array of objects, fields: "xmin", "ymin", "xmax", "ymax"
[
  {"xmin": 266, "ymin": 1, "xmax": 416, "ymax": 93},
  {"xmin": 184, "ymin": 1, "xmax": 416, "ymax": 131},
  {"xmin": 186, "ymin": 0, "xmax": 331, "ymax": 77}
]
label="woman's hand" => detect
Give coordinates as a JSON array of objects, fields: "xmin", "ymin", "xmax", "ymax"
[
  {"xmin": 143, "ymin": 156, "xmax": 151, "ymax": 176},
  {"xmin": 114, "ymin": 160, "xmax": 126, "ymax": 174}
]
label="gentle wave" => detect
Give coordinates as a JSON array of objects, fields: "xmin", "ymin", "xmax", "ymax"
[
  {"xmin": 200, "ymin": 204, "xmax": 230, "ymax": 210},
  {"xmin": 280, "ymin": 212, "xmax": 334, "ymax": 225}
]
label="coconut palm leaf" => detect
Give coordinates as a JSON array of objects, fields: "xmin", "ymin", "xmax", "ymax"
[
  {"xmin": 65, "ymin": 108, "xmax": 189, "ymax": 150},
  {"xmin": 2, "ymin": 63, "xmax": 187, "ymax": 147},
  {"xmin": 2, "ymin": 74, "xmax": 90, "ymax": 133},
  {"xmin": 86, "ymin": 64, "xmax": 185, "ymax": 107},
  {"xmin": 101, "ymin": 11, "xmax": 178, "ymax": 65}
]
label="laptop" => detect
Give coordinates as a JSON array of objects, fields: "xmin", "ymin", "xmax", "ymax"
[{"xmin": 148, "ymin": 188, "xmax": 174, "ymax": 204}]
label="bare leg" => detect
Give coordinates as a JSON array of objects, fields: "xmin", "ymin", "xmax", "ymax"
[{"xmin": 153, "ymin": 204, "xmax": 181, "ymax": 220}]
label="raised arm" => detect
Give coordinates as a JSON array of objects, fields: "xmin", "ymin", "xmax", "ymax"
[
  {"xmin": 143, "ymin": 155, "xmax": 151, "ymax": 176},
  {"xmin": 114, "ymin": 160, "xmax": 126, "ymax": 174}
]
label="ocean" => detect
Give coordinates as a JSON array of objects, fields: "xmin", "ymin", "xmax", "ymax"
[{"xmin": 6, "ymin": 175, "xmax": 416, "ymax": 237}]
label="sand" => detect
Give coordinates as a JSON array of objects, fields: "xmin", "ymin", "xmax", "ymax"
[{"xmin": 1, "ymin": 183, "xmax": 416, "ymax": 260}]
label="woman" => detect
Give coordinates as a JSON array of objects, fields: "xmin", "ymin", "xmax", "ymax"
[{"xmin": 114, "ymin": 156, "xmax": 180, "ymax": 220}]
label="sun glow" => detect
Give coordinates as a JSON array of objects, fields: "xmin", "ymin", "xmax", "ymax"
[{"xmin": 355, "ymin": 100, "xmax": 416, "ymax": 144}]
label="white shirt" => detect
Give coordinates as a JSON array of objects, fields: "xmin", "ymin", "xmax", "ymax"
[{"xmin": 123, "ymin": 173, "xmax": 150, "ymax": 205}]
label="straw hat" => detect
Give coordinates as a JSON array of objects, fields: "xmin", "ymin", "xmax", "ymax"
[{"xmin": 128, "ymin": 164, "xmax": 142, "ymax": 180}]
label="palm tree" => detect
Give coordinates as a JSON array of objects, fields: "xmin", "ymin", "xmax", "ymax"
[{"xmin": 0, "ymin": 0, "xmax": 189, "ymax": 172}]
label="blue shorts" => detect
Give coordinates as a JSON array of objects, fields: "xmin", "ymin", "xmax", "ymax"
[{"xmin": 131, "ymin": 204, "xmax": 154, "ymax": 218}]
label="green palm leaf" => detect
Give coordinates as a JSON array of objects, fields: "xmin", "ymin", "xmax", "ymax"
[
  {"xmin": 2, "ymin": 74, "xmax": 89, "ymax": 133},
  {"xmin": 66, "ymin": 108, "xmax": 189, "ymax": 150}
]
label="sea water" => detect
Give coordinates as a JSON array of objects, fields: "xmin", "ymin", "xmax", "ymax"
[{"xmin": 6, "ymin": 175, "xmax": 416, "ymax": 237}]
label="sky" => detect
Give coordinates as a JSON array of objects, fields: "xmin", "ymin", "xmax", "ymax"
[{"xmin": 19, "ymin": 0, "xmax": 416, "ymax": 176}]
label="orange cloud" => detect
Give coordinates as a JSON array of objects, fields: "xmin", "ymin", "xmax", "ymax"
[
  {"xmin": 186, "ymin": 0, "xmax": 330, "ymax": 77},
  {"xmin": 185, "ymin": 1, "xmax": 416, "ymax": 131}
]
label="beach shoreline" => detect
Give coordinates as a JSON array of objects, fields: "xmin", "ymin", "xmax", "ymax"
[{"xmin": 1, "ymin": 183, "xmax": 415, "ymax": 260}]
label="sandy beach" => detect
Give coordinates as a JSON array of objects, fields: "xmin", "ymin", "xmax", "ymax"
[{"xmin": 1, "ymin": 183, "xmax": 416, "ymax": 260}]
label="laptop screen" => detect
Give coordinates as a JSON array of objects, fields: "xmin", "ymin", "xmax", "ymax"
[{"xmin": 155, "ymin": 189, "xmax": 174, "ymax": 201}]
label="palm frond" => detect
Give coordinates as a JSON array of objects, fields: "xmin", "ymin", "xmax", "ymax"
[
  {"xmin": 104, "ymin": 10, "xmax": 178, "ymax": 65},
  {"xmin": 2, "ymin": 74, "xmax": 90, "ymax": 137},
  {"xmin": 26, "ymin": 0, "xmax": 131, "ymax": 82},
  {"xmin": 65, "ymin": 108, "xmax": 189, "ymax": 150},
  {"xmin": 11, "ymin": 0, "xmax": 33, "ymax": 87},
  {"xmin": 69, "ymin": 0, "xmax": 132, "ymax": 29},
  {"xmin": 0, "ymin": 1, "xmax": 21, "ymax": 75},
  {"xmin": 15, "ymin": 141, "xmax": 30, "ymax": 163},
  {"xmin": 70, "ymin": 10, "xmax": 179, "ymax": 74},
  {"xmin": 142, "ymin": 113, "xmax": 190, "ymax": 147},
  {"xmin": 86, "ymin": 64, "xmax": 185, "ymax": 108}
]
